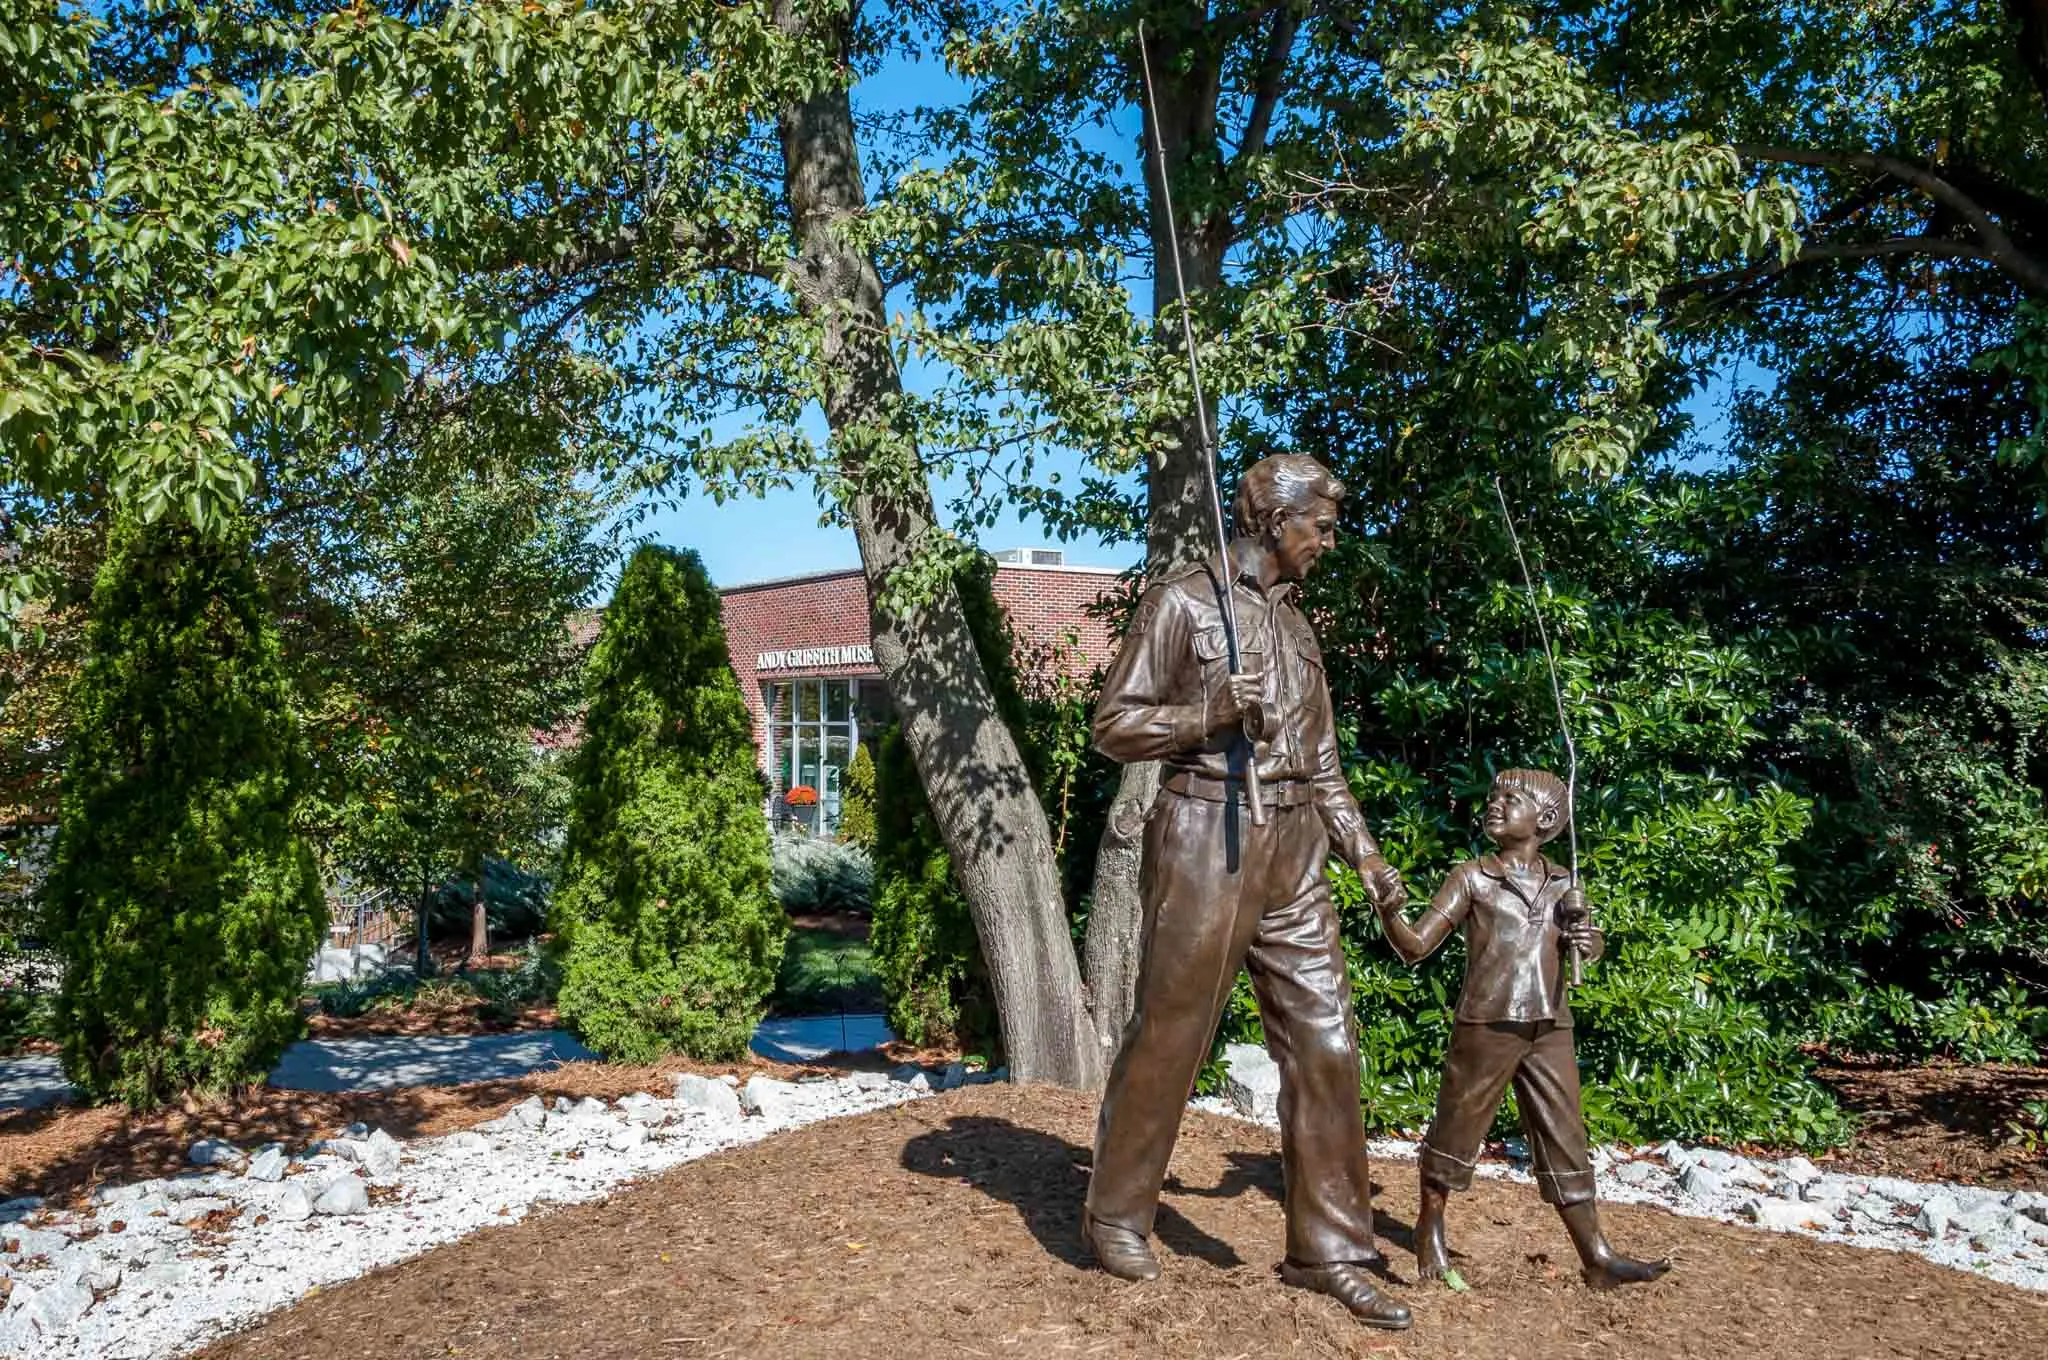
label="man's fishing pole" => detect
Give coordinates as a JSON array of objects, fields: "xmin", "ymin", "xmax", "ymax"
[{"xmin": 1135, "ymin": 20, "xmax": 1265, "ymax": 827}]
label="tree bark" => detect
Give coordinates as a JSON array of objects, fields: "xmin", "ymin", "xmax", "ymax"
[
  {"xmin": 1081, "ymin": 20, "xmax": 1239, "ymax": 1058},
  {"xmin": 774, "ymin": 3, "xmax": 1103, "ymax": 1089},
  {"xmin": 469, "ymin": 874, "xmax": 488, "ymax": 961}
]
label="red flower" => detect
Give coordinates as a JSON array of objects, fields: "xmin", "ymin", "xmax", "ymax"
[{"xmin": 785, "ymin": 784, "xmax": 819, "ymax": 807}]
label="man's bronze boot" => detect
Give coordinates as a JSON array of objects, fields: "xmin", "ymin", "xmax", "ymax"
[
  {"xmin": 1082, "ymin": 1208, "xmax": 1161, "ymax": 1281},
  {"xmin": 1278, "ymin": 1260, "xmax": 1414, "ymax": 1330}
]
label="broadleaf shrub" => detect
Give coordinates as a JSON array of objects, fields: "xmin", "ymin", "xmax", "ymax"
[
  {"xmin": 47, "ymin": 517, "xmax": 326, "ymax": 1107},
  {"xmin": 550, "ymin": 545, "xmax": 784, "ymax": 1063}
]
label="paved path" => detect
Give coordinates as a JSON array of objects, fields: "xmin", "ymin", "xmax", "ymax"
[{"xmin": 1, "ymin": 1012, "xmax": 896, "ymax": 1110}]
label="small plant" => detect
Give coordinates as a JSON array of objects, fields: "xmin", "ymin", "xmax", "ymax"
[
  {"xmin": 470, "ymin": 944, "xmax": 563, "ymax": 1024},
  {"xmin": 784, "ymin": 784, "xmax": 819, "ymax": 807},
  {"xmin": 2008, "ymin": 1099, "xmax": 2048, "ymax": 1155}
]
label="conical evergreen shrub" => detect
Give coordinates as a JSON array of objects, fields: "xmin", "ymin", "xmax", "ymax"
[
  {"xmin": 552, "ymin": 545, "xmax": 784, "ymax": 1062},
  {"xmin": 49, "ymin": 516, "xmax": 326, "ymax": 1108}
]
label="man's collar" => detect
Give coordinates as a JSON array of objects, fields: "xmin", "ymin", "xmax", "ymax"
[
  {"xmin": 1220, "ymin": 538, "xmax": 1294, "ymax": 603},
  {"xmin": 1476, "ymin": 851, "xmax": 1569, "ymax": 881}
]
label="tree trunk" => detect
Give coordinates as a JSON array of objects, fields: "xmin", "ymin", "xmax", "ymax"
[
  {"xmin": 1081, "ymin": 27, "xmax": 1235, "ymax": 1057},
  {"xmin": 774, "ymin": 3, "xmax": 1103, "ymax": 1090},
  {"xmin": 469, "ymin": 873, "xmax": 488, "ymax": 961},
  {"xmin": 415, "ymin": 876, "xmax": 434, "ymax": 978}
]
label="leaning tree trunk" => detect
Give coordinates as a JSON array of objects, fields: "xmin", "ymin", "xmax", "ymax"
[
  {"xmin": 774, "ymin": 4, "xmax": 1103, "ymax": 1090},
  {"xmin": 1081, "ymin": 27, "xmax": 1235, "ymax": 1059}
]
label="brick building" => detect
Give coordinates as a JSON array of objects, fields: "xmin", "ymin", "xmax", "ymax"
[{"xmin": 718, "ymin": 550, "xmax": 1126, "ymax": 834}]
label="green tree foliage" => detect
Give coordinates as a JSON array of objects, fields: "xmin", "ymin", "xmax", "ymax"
[
  {"xmin": 46, "ymin": 516, "xmax": 325, "ymax": 1107},
  {"xmin": 551, "ymin": 545, "xmax": 783, "ymax": 1063}
]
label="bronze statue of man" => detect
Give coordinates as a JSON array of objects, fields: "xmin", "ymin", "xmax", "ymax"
[{"xmin": 1083, "ymin": 453, "xmax": 1412, "ymax": 1330}]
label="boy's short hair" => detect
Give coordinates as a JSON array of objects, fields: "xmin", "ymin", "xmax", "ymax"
[{"xmin": 1494, "ymin": 768, "xmax": 1571, "ymax": 842}]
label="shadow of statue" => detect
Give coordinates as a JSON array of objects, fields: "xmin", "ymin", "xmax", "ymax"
[
  {"xmin": 901, "ymin": 1114, "xmax": 1244, "ymax": 1270},
  {"xmin": 1167, "ymin": 1147, "xmax": 1418, "ymax": 1270}
]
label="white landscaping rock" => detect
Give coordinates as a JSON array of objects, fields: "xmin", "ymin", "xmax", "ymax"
[
  {"xmin": 1612, "ymin": 1159, "xmax": 1661, "ymax": 1187},
  {"xmin": 1914, "ymin": 1194, "xmax": 1958, "ymax": 1239},
  {"xmin": 20, "ymin": 1278, "xmax": 93, "ymax": 1335},
  {"xmin": 606, "ymin": 1125, "xmax": 650, "ymax": 1153},
  {"xmin": 275, "ymin": 1182, "xmax": 316, "ymax": 1223},
  {"xmin": 851, "ymin": 1070, "xmax": 891, "ymax": 1092},
  {"xmin": 906, "ymin": 1072, "xmax": 931, "ymax": 1093},
  {"xmin": 4, "ymin": 1226, "xmax": 68, "ymax": 1261},
  {"xmin": 244, "ymin": 1146, "xmax": 289, "ymax": 1184},
  {"xmin": 363, "ymin": 1130, "xmax": 403, "ymax": 1179},
  {"xmin": 449, "ymin": 1131, "xmax": 490, "ymax": 1154},
  {"xmin": 186, "ymin": 1140, "xmax": 244, "ymax": 1171},
  {"xmin": 510, "ymin": 1096, "xmax": 549, "ymax": 1131},
  {"xmin": 740, "ymin": 1075, "xmax": 803, "ymax": 1122},
  {"xmin": 1745, "ymin": 1197, "xmax": 1831, "ymax": 1233},
  {"xmin": 1678, "ymin": 1164, "xmax": 1726, "ymax": 1200},
  {"xmin": 313, "ymin": 1178, "xmax": 370, "ymax": 1217},
  {"xmin": 1222, "ymin": 1043, "xmax": 1280, "ymax": 1123},
  {"xmin": 617, "ymin": 1092, "xmax": 667, "ymax": 1126},
  {"xmin": 168, "ymin": 1198, "xmax": 234, "ymax": 1226},
  {"xmin": 674, "ymin": 1072, "xmax": 742, "ymax": 1122},
  {"xmin": 1779, "ymin": 1156, "xmax": 1823, "ymax": 1186}
]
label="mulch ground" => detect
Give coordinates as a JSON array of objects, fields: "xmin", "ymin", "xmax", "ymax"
[
  {"xmin": 1809, "ymin": 1056, "xmax": 2048, "ymax": 1189},
  {"xmin": 193, "ymin": 1083, "xmax": 2047, "ymax": 1360}
]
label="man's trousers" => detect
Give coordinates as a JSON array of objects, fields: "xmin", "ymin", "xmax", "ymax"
[{"xmin": 1086, "ymin": 785, "xmax": 1379, "ymax": 1265}]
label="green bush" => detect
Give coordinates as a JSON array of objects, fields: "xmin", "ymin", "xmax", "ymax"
[
  {"xmin": 47, "ymin": 517, "xmax": 326, "ymax": 1108},
  {"xmin": 770, "ymin": 831, "xmax": 873, "ymax": 915},
  {"xmin": 550, "ymin": 545, "xmax": 784, "ymax": 1063},
  {"xmin": 838, "ymin": 743, "xmax": 877, "ymax": 850},
  {"xmin": 870, "ymin": 718, "xmax": 993, "ymax": 1047}
]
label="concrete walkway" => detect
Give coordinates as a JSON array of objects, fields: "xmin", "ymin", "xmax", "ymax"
[{"xmin": 1, "ymin": 1012, "xmax": 896, "ymax": 1111}]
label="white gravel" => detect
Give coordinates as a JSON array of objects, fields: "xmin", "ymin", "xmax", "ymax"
[
  {"xmin": 0, "ymin": 1070, "xmax": 933, "ymax": 1360},
  {"xmin": 1191, "ymin": 1094, "xmax": 2048, "ymax": 1294},
  {"xmin": 7, "ymin": 1049, "xmax": 2044, "ymax": 1360}
]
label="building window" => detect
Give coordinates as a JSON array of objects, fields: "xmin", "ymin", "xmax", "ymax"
[{"xmin": 767, "ymin": 677, "xmax": 862, "ymax": 836}]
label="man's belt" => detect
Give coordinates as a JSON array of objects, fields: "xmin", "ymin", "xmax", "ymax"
[{"xmin": 1162, "ymin": 769, "xmax": 1315, "ymax": 807}]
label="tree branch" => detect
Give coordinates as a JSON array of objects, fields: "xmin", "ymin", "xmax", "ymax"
[
  {"xmin": 1234, "ymin": 3, "xmax": 1300, "ymax": 168},
  {"xmin": 1736, "ymin": 143, "xmax": 2048, "ymax": 296},
  {"xmin": 1660, "ymin": 236, "xmax": 2013, "ymax": 309}
]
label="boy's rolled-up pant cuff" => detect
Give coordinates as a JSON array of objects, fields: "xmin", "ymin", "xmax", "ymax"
[
  {"xmin": 1419, "ymin": 1141, "xmax": 1478, "ymax": 1192},
  {"xmin": 1535, "ymin": 1167, "xmax": 1596, "ymax": 1206}
]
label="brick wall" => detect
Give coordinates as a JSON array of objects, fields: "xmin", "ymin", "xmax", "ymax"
[
  {"xmin": 718, "ymin": 569, "xmax": 881, "ymax": 765},
  {"xmin": 547, "ymin": 562, "xmax": 1133, "ymax": 773},
  {"xmin": 718, "ymin": 562, "xmax": 1127, "ymax": 779}
]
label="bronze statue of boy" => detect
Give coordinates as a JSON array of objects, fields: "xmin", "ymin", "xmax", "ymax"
[{"xmin": 1374, "ymin": 768, "xmax": 1672, "ymax": 1289}]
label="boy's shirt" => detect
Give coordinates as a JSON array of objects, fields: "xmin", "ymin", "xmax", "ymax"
[{"xmin": 1423, "ymin": 853, "xmax": 1576, "ymax": 1026}]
